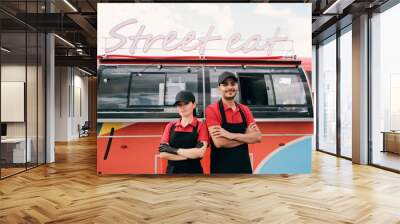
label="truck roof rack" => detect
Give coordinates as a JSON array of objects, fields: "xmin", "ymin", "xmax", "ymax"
[{"xmin": 98, "ymin": 55, "xmax": 302, "ymax": 67}]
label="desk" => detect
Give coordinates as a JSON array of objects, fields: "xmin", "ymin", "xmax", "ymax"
[
  {"xmin": 1, "ymin": 138, "xmax": 31, "ymax": 163},
  {"xmin": 382, "ymin": 131, "xmax": 400, "ymax": 154}
]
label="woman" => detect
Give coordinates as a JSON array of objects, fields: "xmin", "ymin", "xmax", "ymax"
[{"xmin": 159, "ymin": 90, "xmax": 208, "ymax": 174}]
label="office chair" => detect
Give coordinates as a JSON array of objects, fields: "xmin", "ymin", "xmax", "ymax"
[{"xmin": 79, "ymin": 121, "xmax": 90, "ymax": 138}]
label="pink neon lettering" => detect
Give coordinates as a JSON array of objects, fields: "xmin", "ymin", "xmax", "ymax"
[
  {"xmin": 106, "ymin": 18, "xmax": 138, "ymax": 53},
  {"xmin": 240, "ymin": 34, "xmax": 262, "ymax": 53},
  {"xmin": 128, "ymin": 25, "xmax": 153, "ymax": 54},
  {"xmin": 197, "ymin": 26, "xmax": 222, "ymax": 55},
  {"xmin": 226, "ymin": 32, "xmax": 242, "ymax": 53},
  {"xmin": 106, "ymin": 18, "xmax": 290, "ymax": 56},
  {"xmin": 162, "ymin": 31, "xmax": 180, "ymax": 51},
  {"xmin": 180, "ymin": 31, "xmax": 200, "ymax": 52},
  {"xmin": 143, "ymin": 34, "xmax": 164, "ymax": 53}
]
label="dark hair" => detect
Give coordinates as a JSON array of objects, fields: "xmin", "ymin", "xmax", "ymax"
[{"xmin": 193, "ymin": 108, "xmax": 197, "ymax": 117}]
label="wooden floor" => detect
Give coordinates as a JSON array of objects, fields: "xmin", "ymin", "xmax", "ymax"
[
  {"xmin": 0, "ymin": 167, "xmax": 26, "ymax": 178},
  {"xmin": 373, "ymin": 150, "xmax": 400, "ymax": 171},
  {"xmin": 1, "ymin": 136, "xmax": 400, "ymax": 223}
]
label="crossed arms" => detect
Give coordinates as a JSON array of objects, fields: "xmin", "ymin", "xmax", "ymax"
[
  {"xmin": 159, "ymin": 141, "xmax": 208, "ymax": 161},
  {"xmin": 208, "ymin": 123, "xmax": 262, "ymax": 148},
  {"xmin": 159, "ymin": 122, "xmax": 262, "ymax": 160}
]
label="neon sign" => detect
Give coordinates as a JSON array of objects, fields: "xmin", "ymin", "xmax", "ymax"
[{"xmin": 105, "ymin": 18, "xmax": 292, "ymax": 56}]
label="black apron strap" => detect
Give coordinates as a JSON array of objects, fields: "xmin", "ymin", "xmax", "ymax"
[
  {"xmin": 192, "ymin": 121, "xmax": 199, "ymax": 136},
  {"xmin": 219, "ymin": 100, "xmax": 247, "ymax": 127},
  {"xmin": 218, "ymin": 100, "xmax": 227, "ymax": 126},
  {"xmin": 169, "ymin": 122, "xmax": 176, "ymax": 139},
  {"xmin": 237, "ymin": 104, "xmax": 247, "ymax": 127}
]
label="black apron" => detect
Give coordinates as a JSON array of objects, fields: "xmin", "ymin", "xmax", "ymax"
[
  {"xmin": 210, "ymin": 100, "xmax": 252, "ymax": 174},
  {"xmin": 166, "ymin": 122, "xmax": 203, "ymax": 174}
]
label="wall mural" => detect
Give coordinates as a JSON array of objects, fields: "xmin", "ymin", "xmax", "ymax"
[{"xmin": 97, "ymin": 3, "xmax": 313, "ymax": 175}]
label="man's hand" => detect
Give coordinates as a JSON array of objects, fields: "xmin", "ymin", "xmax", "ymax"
[
  {"xmin": 159, "ymin": 152, "xmax": 187, "ymax": 161},
  {"xmin": 209, "ymin": 126, "xmax": 235, "ymax": 140},
  {"xmin": 246, "ymin": 123, "xmax": 260, "ymax": 133},
  {"xmin": 208, "ymin": 125, "xmax": 244, "ymax": 148}
]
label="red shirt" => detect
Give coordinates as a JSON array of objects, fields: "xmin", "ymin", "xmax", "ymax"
[
  {"xmin": 205, "ymin": 101, "xmax": 255, "ymax": 127},
  {"xmin": 160, "ymin": 117, "xmax": 209, "ymax": 145}
]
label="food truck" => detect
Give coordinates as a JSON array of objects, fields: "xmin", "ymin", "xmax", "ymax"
[{"xmin": 96, "ymin": 55, "xmax": 313, "ymax": 175}]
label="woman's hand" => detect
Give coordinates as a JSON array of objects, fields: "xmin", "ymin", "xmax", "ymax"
[
  {"xmin": 177, "ymin": 141, "xmax": 207, "ymax": 159},
  {"xmin": 159, "ymin": 143, "xmax": 179, "ymax": 155}
]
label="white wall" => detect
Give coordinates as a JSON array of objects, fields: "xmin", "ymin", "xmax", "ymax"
[
  {"xmin": 55, "ymin": 66, "xmax": 69, "ymax": 141},
  {"xmin": 1, "ymin": 63, "xmax": 46, "ymax": 164},
  {"xmin": 1, "ymin": 64, "xmax": 27, "ymax": 138},
  {"xmin": 55, "ymin": 66, "xmax": 89, "ymax": 141}
]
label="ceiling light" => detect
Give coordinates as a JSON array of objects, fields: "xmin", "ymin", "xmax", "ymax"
[
  {"xmin": 322, "ymin": 0, "xmax": 354, "ymax": 15},
  {"xmin": 323, "ymin": 0, "xmax": 342, "ymax": 14},
  {"xmin": 54, "ymin": 34, "xmax": 75, "ymax": 48},
  {"xmin": 63, "ymin": 0, "xmax": 78, "ymax": 12},
  {"xmin": 78, "ymin": 67, "xmax": 93, "ymax": 76},
  {"xmin": 1, "ymin": 47, "xmax": 11, "ymax": 53}
]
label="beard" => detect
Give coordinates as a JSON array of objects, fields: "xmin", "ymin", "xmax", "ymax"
[{"xmin": 223, "ymin": 91, "xmax": 237, "ymax": 100}]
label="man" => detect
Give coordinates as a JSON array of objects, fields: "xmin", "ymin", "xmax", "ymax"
[{"xmin": 206, "ymin": 71, "xmax": 262, "ymax": 174}]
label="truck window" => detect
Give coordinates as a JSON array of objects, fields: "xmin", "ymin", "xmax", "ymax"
[
  {"xmin": 128, "ymin": 72, "xmax": 165, "ymax": 106},
  {"xmin": 271, "ymin": 74, "xmax": 307, "ymax": 105},
  {"xmin": 98, "ymin": 68, "xmax": 130, "ymax": 110},
  {"xmin": 165, "ymin": 73, "xmax": 200, "ymax": 106},
  {"xmin": 239, "ymin": 74, "xmax": 269, "ymax": 106}
]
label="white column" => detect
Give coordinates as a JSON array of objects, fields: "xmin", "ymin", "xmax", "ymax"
[
  {"xmin": 352, "ymin": 14, "xmax": 369, "ymax": 164},
  {"xmin": 46, "ymin": 33, "xmax": 55, "ymax": 163}
]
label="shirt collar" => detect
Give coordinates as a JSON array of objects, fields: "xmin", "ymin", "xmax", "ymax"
[
  {"xmin": 222, "ymin": 101, "xmax": 239, "ymax": 112},
  {"xmin": 176, "ymin": 117, "xmax": 198, "ymax": 128}
]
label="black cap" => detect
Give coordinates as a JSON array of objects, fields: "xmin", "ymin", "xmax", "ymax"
[
  {"xmin": 218, "ymin": 71, "xmax": 238, "ymax": 85},
  {"xmin": 173, "ymin": 90, "xmax": 195, "ymax": 106}
]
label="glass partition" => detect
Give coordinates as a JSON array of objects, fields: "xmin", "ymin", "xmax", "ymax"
[
  {"xmin": 0, "ymin": 1, "xmax": 46, "ymax": 179},
  {"xmin": 317, "ymin": 35, "xmax": 337, "ymax": 155},
  {"xmin": 1, "ymin": 30, "xmax": 28, "ymax": 177},
  {"xmin": 339, "ymin": 27, "xmax": 352, "ymax": 158},
  {"xmin": 371, "ymin": 4, "xmax": 400, "ymax": 171},
  {"xmin": 38, "ymin": 32, "xmax": 45, "ymax": 165}
]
